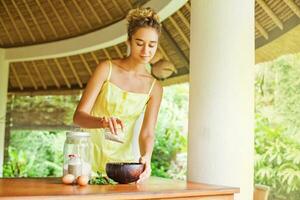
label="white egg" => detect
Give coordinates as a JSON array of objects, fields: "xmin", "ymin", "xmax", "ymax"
[
  {"xmin": 77, "ymin": 175, "xmax": 89, "ymax": 186},
  {"xmin": 62, "ymin": 174, "xmax": 75, "ymax": 184}
]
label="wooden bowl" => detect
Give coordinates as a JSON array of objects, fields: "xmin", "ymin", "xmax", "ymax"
[{"xmin": 105, "ymin": 162, "xmax": 145, "ymax": 184}]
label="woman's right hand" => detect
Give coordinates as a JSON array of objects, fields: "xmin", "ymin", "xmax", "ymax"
[{"xmin": 100, "ymin": 116, "xmax": 124, "ymax": 135}]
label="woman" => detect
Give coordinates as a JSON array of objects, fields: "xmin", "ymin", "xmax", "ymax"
[{"xmin": 73, "ymin": 7, "xmax": 163, "ymax": 183}]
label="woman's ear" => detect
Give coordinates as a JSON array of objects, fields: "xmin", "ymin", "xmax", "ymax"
[{"xmin": 126, "ymin": 40, "xmax": 131, "ymax": 56}]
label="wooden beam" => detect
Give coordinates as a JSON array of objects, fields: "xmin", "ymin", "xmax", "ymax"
[
  {"xmin": 162, "ymin": 27, "xmax": 189, "ymax": 70},
  {"xmin": 98, "ymin": 0, "xmax": 113, "ymax": 20},
  {"xmin": 256, "ymin": 0, "xmax": 283, "ymax": 30},
  {"xmin": 32, "ymin": 61, "xmax": 47, "ymax": 89},
  {"xmin": 112, "ymin": 0, "xmax": 123, "ymax": 15},
  {"xmin": 103, "ymin": 49, "xmax": 112, "ymax": 59},
  {"xmin": 66, "ymin": 57, "xmax": 83, "ymax": 88},
  {"xmin": 0, "ymin": 37, "xmax": 3, "ymax": 46},
  {"xmin": 91, "ymin": 52, "xmax": 100, "ymax": 64},
  {"xmin": 44, "ymin": 60, "xmax": 60, "ymax": 88},
  {"xmin": 22, "ymin": 62, "xmax": 38, "ymax": 90},
  {"xmin": 9, "ymin": 86, "xmax": 83, "ymax": 96},
  {"xmin": 79, "ymin": 54, "xmax": 92, "ymax": 76},
  {"xmin": 176, "ymin": 10, "xmax": 190, "ymax": 28},
  {"xmin": 283, "ymin": 0, "xmax": 300, "ymax": 18},
  {"xmin": 5, "ymin": 0, "xmax": 184, "ymax": 61},
  {"xmin": 1, "ymin": 1, "xmax": 25, "ymax": 43},
  {"xmin": 0, "ymin": 21, "xmax": 6, "ymax": 45},
  {"xmin": 125, "ymin": 0, "xmax": 132, "ymax": 9},
  {"xmin": 10, "ymin": 64, "xmax": 24, "ymax": 90},
  {"xmin": 86, "ymin": 0, "xmax": 103, "ymax": 24},
  {"xmin": 72, "ymin": 0, "xmax": 93, "ymax": 29},
  {"xmin": 114, "ymin": 46, "xmax": 124, "ymax": 58},
  {"xmin": 42, "ymin": 0, "xmax": 70, "ymax": 37},
  {"xmin": 54, "ymin": 59, "xmax": 71, "ymax": 88},
  {"xmin": 22, "ymin": 0, "xmax": 46, "ymax": 40},
  {"xmin": 0, "ymin": 17, "xmax": 13, "ymax": 44},
  {"xmin": 59, "ymin": 0, "xmax": 81, "ymax": 32},
  {"xmin": 255, "ymin": 20, "xmax": 269, "ymax": 39},
  {"xmin": 158, "ymin": 45, "xmax": 170, "ymax": 61},
  {"xmin": 168, "ymin": 16, "xmax": 190, "ymax": 46},
  {"xmin": 11, "ymin": 0, "xmax": 36, "ymax": 42},
  {"xmin": 185, "ymin": 3, "xmax": 191, "ymax": 13}
]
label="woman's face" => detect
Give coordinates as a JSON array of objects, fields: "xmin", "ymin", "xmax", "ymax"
[{"xmin": 129, "ymin": 27, "xmax": 159, "ymax": 64}]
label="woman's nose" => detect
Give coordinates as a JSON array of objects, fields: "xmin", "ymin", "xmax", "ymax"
[{"xmin": 142, "ymin": 45, "xmax": 149, "ymax": 54}]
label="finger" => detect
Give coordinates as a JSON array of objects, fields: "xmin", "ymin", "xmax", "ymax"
[
  {"xmin": 103, "ymin": 116, "xmax": 108, "ymax": 128},
  {"xmin": 108, "ymin": 118, "xmax": 115, "ymax": 135},
  {"xmin": 137, "ymin": 173, "xmax": 145, "ymax": 183},
  {"xmin": 142, "ymin": 164, "xmax": 151, "ymax": 177},
  {"xmin": 139, "ymin": 157, "xmax": 146, "ymax": 164},
  {"xmin": 111, "ymin": 117, "xmax": 118, "ymax": 135},
  {"xmin": 137, "ymin": 171, "xmax": 150, "ymax": 183},
  {"xmin": 139, "ymin": 172, "xmax": 146, "ymax": 180},
  {"xmin": 116, "ymin": 119, "xmax": 125, "ymax": 132},
  {"xmin": 137, "ymin": 178, "xmax": 143, "ymax": 184},
  {"xmin": 139, "ymin": 166, "xmax": 148, "ymax": 179}
]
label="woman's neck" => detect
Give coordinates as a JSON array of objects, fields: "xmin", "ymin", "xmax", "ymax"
[{"xmin": 121, "ymin": 56, "xmax": 149, "ymax": 74}]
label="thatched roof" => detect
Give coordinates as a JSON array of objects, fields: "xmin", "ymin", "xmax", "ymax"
[
  {"xmin": 0, "ymin": 0, "xmax": 299, "ymax": 95},
  {"xmin": 256, "ymin": 24, "xmax": 300, "ymax": 63}
]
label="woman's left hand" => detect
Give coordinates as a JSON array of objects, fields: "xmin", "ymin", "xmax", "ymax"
[{"xmin": 137, "ymin": 156, "xmax": 151, "ymax": 183}]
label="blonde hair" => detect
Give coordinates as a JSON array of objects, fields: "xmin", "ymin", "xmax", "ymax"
[{"xmin": 126, "ymin": 7, "xmax": 161, "ymax": 40}]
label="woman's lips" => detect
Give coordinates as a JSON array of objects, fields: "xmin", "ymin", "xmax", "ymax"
[{"xmin": 140, "ymin": 55, "xmax": 150, "ymax": 59}]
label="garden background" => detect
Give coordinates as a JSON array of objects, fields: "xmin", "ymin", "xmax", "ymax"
[{"xmin": 3, "ymin": 52, "xmax": 300, "ymax": 200}]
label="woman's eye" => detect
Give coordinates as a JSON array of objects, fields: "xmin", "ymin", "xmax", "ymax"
[{"xmin": 136, "ymin": 42, "xmax": 156, "ymax": 48}]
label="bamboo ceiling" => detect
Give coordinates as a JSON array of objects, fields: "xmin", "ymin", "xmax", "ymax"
[{"xmin": 0, "ymin": 0, "xmax": 299, "ymax": 95}]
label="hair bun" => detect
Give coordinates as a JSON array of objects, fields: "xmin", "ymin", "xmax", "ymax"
[
  {"xmin": 126, "ymin": 7, "xmax": 160, "ymax": 24},
  {"xmin": 126, "ymin": 7, "xmax": 161, "ymax": 40}
]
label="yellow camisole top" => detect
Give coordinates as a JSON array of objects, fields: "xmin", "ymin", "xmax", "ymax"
[{"xmin": 88, "ymin": 60, "xmax": 156, "ymax": 174}]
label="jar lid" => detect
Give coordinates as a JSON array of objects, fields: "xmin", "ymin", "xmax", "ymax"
[{"xmin": 66, "ymin": 131, "xmax": 90, "ymax": 137}]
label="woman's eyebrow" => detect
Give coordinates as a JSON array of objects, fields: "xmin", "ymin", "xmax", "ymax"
[{"xmin": 135, "ymin": 39, "xmax": 157, "ymax": 43}]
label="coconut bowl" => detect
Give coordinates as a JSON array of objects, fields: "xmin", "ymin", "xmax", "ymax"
[{"xmin": 105, "ymin": 162, "xmax": 145, "ymax": 184}]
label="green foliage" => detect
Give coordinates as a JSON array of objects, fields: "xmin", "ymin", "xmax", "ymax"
[
  {"xmin": 4, "ymin": 84, "xmax": 189, "ymax": 180},
  {"xmin": 3, "ymin": 147, "xmax": 35, "ymax": 177},
  {"xmin": 11, "ymin": 95, "xmax": 80, "ymax": 125},
  {"xmin": 89, "ymin": 171, "xmax": 116, "ymax": 185},
  {"xmin": 4, "ymin": 131, "xmax": 65, "ymax": 177},
  {"xmin": 151, "ymin": 83, "xmax": 188, "ymax": 179},
  {"xmin": 151, "ymin": 128, "xmax": 186, "ymax": 178},
  {"xmin": 255, "ymin": 54, "xmax": 300, "ymax": 199},
  {"xmin": 256, "ymin": 54, "xmax": 300, "ymax": 132},
  {"xmin": 255, "ymin": 114, "xmax": 300, "ymax": 199}
]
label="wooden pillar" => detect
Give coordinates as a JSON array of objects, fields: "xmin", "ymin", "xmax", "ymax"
[
  {"xmin": 0, "ymin": 49, "xmax": 9, "ymax": 177},
  {"xmin": 4, "ymin": 95, "xmax": 12, "ymax": 163},
  {"xmin": 188, "ymin": 0, "xmax": 254, "ymax": 199}
]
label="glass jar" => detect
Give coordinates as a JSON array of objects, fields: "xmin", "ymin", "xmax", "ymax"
[{"xmin": 63, "ymin": 131, "xmax": 91, "ymax": 178}]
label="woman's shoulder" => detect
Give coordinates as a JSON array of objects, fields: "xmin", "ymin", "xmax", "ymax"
[
  {"xmin": 93, "ymin": 60, "xmax": 111, "ymax": 79},
  {"xmin": 149, "ymin": 77, "xmax": 163, "ymax": 97},
  {"xmin": 111, "ymin": 59, "xmax": 122, "ymax": 65},
  {"xmin": 95, "ymin": 60, "xmax": 111, "ymax": 71}
]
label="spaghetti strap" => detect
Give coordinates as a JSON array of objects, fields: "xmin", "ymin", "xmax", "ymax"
[
  {"xmin": 148, "ymin": 79, "xmax": 156, "ymax": 96},
  {"xmin": 107, "ymin": 60, "xmax": 112, "ymax": 81}
]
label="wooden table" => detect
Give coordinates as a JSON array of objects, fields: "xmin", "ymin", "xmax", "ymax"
[{"xmin": 0, "ymin": 177, "xmax": 239, "ymax": 199}]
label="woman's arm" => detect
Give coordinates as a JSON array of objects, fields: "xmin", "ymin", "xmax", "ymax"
[
  {"xmin": 138, "ymin": 81, "xmax": 163, "ymax": 183},
  {"xmin": 73, "ymin": 60, "xmax": 124, "ymax": 133}
]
